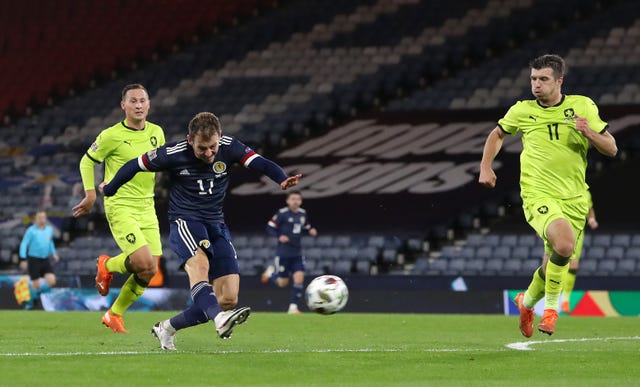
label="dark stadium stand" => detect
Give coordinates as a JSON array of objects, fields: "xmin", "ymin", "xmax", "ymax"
[{"xmin": 1, "ymin": 0, "xmax": 639, "ymax": 280}]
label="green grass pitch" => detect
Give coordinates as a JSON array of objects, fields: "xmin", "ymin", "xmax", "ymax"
[{"xmin": 0, "ymin": 311, "xmax": 638, "ymax": 386}]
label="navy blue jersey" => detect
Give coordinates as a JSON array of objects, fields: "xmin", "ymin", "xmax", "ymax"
[
  {"xmin": 139, "ymin": 136, "xmax": 259, "ymax": 222},
  {"xmin": 267, "ymin": 207, "xmax": 312, "ymax": 257}
]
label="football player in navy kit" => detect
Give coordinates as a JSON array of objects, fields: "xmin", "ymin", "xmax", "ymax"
[
  {"xmin": 262, "ymin": 190, "xmax": 317, "ymax": 314},
  {"xmin": 101, "ymin": 112, "xmax": 300, "ymax": 350}
]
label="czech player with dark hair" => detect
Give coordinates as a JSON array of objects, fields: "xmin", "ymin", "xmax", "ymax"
[
  {"xmin": 479, "ymin": 54, "xmax": 617, "ymax": 337},
  {"xmin": 101, "ymin": 112, "xmax": 301, "ymax": 350}
]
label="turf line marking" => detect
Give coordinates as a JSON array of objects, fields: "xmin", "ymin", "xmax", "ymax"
[
  {"xmin": 506, "ymin": 336, "xmax": 640, "ymax": 351},
  {"xmin": 0, "ymin": 348, "xmax": 483, "ymax": 357}
]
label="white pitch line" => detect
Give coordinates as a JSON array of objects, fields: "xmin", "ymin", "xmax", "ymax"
[
  {"xmin": 0, "ymin": 347, "xmax": 483, "ymax": 357},
  {"xmin": 506, "ymin": 336, "xmax": 640, "ymax": 351}
]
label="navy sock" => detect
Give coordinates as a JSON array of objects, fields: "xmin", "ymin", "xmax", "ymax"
[
  {"xmin": 290, "ymin": 283, "xmax": 304, "ymax": 305},
  {"xmin": 191, "ymin": 281, "xmax": 222, "ymax": 321},
  {"xmin": 170, "ymin": 304, "xmax": 207, "ymax": 331}
]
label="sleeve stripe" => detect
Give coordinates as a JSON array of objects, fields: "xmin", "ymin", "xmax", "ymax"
[
  {"xmin": 268, "ymin": 220, "xmax": 278, "ymax": 228},
  {"xmin": 85, "ymin": 152, "xmax": 102, "ymax": 164},
  {"xmin": 138, "ymin": 155, "xmax": 150, "ymax": 171},
  {"xmin": 242, "ymin": 152, "xmax": 259, "ymax": 167}
]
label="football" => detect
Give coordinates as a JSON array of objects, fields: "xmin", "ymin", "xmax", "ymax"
[{"xmin": 305, "ymin": 275, "xmax": 349, "ymax": 315}]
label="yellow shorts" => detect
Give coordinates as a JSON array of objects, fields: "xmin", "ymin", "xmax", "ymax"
[
  {"xmin": 523, "ymin": 194, "xmax": 588, "ymax": 257},
  {"xmin": 105, "ymin": 198, "xmax": 162, "ymax": 257}
]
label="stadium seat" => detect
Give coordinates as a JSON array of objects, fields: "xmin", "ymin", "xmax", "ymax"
[
  {"xmin": 518, "ymin": 235, "xmax": 538, "ymax": 247},
  {"xmin": 586, "ymin": 246, "xmax": 606, "ymax": 260},
  {"xmin": 500, "ymin": 234, "xmax": 519, "ymax": 247},
  {"xmin": 592, "ymin": 234, "xmax": 612, "ymax": 247},
  {"xmin": 316, "ymin": 235, "xmax": 334, "ymax": 248},
  {"xmin": 611, "ymin": 234, "xmax": 631, "ymax": 247},
  {"xmin": 625, "ymin": 247, "xmax": 640, "ymax": 260},
  {"xmin": 475, "ymin": 246, "xmax": 493, "ymax": 260},
  {"xmin": 597, "ymin": 259, "xmax": 617, "ymax": 274},
  {"xmin": 355, "ymin": 259, "xmax": 370, "ymax": 274},
  {"xmin": 333, "ymin": 260, "xmax": 352, "ymax": 274},
  {"xmin": 511, "ymin": 246, "xmax": 530, "ymax": 259},
  {"xmin": 465, "ymin": 233, "xmax": 485, "ymax": 247},
  {"xmin": 605, "ymin": 246, "xmax": 625, "ymax": 260},
  {"xmin": 579, "ymin": 259, "xmax": 598, "ymax": 274},
  {"xmin": 484, "ymin": 258, "xmax": 504, "ymax": 272},
  {"xmin": 503, "ymin": 259, "xmax": 522, "ymax": 273},
  {"xmin": 493, "ymin": 246, "xmax": 512, "ymax": 260},
  {"xmin": 615, "ymin": 259, "xmax": 636, "ymax": 274}
]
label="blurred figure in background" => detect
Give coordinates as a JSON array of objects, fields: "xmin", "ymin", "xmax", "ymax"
[
  {"xmin": 18, "ymin": 210, "xmax": 59, "ymax": 309},
  {"xmin": 262, "ymin": 190, "xmax": 317, "ymax": 314}
]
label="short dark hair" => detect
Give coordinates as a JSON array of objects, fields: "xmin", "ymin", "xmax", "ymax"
[
  {"xmin": 121, "ymin": 84, "xmax": 148, "ymax": 100},
  {"xmin": 287, "ymin": 190, "xmax": 302, "ymax": 199},
  {"xmin": 188, "ymin": 112, "xmax": 222, "ymax": 139},
  {"xmin": 529, "ymin": 54, "xmax": 566, "ymax": 79}
]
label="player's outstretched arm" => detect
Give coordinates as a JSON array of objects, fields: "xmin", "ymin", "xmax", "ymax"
[
  {"xmin": 478, "ymin": 127, "xmax": 506, "ymax": 189},
  {"xmin": 246, "ymin": 154, "xmax": 300, "ymax": 189},
  {"xmin": 101, "ymin": 157, "xmax": 145, "ymax": 196},
  {"xmin": 72, "ymin": 154, "xmax": 98, "ymax": 217}
]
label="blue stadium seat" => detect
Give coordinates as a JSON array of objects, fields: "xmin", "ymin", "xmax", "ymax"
[
  {"xmin": 522, "ymin": 259, "xmax": 540, "ymax": 273},
  {"xmin": 625, "ymin": 247, "xmax": 640, "ymax": 260},
  {"xmin": 518, "ymin": 235, "xmax": 538, "ymax": 247},
  {"xmin": 464, "ymin": 258, "xmax": 484, "ymax": 274},
  {"xmin": 466, "ymin": 234, "xmax": 484, "ymax": 247},
  {"xmin": 586, "ymin": 246, "xmax": 606, "ymax": 260},
  {"xmin": 484, "ymin": 258, "xmax": 504, "ymax": 272},
  {"xmin": 611, "ymin": 234, "xmax": 631, "ymax": 247},
  {"xmin": 427, "ymin": 259, "xmax": 448, "ymax": 274},
  {"xmin": 605, "ymin": 246, "xmax": 625, "ymax": 260},
  {"xmin": 248, "ymin": 235, "xmax": 266, "ymax": 248},
  {"xmin": 381, "ymin": 249, "xmax": 397, "ymax": 264},
  {"xmin": 334, "ymin": 235, "xmax": 351, "ymax": 248},
  {"xmin": 615, "ymin": 259, "xmax": 636, "ymax": 274},
  {"xmin": 316, "ymin": 235, "xmax": 334, "ymax": 248},
  {"xmin": 475, "ymin": 246, "xmax": 493, "ymax": 260},
  {"xmin": 597, "ymin": 259, "xmax": 616, "ymax": 274},
  {"xmin": 500, "ymin": 234, "xmax": 519, "ymax": 247},
  {"xmin": 367, "ymin": 236, "xmax": 385, "ymax": 248},
  {"xmin": 359, "ymin": 246, "xmax": 379, "ymax": 261},
  {"xmin": 301, "ymin": 236, "xmax": 316, "ymax": 248},
  {"xmin": 232, "ymin": 234, "xmax": 249, "ymax": 248},
  {"xmin": 579, "ymin": 259, "xmax": 598, "ymax": 274},
  {"xmin": 324, "ymin": 247, "xmax": 342, "ymax": 261},
  {"xmin": 493, "ymin": 246, "xmax": 512, "ymax": 260},
  {"xmin": 412, "ymin": 258, "xmax": 429, "ymax": 274},
  {"xmin": 511, "ymin": 246, "xmax": 530, "ymax": 259},
  {"xmin": 333, "ymin": 260, "xmax": 352, "ymax": 275},
  {"xmin": 355, "ymin": 259, "xmax": 370, "ymax": 274},
  {"xmin": 447, "ymin": 258, "xmax": 466, "ymax": 273},
  {"xmin": 503, "ymin": 259, "xmax": 522, "ymax": 273},
  {"xmin": 592, "ymin": 234, "xmax": 612, "ymax": 247}
]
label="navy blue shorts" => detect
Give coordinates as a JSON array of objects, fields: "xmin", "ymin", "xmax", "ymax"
[
  {"xmin": 273, "ymin": 255, "xmax": 305, "ymax": 278},
  {"xmin": 26, "ymin": 257, "xmax": 54, "ymax": 280},
  {"xmin": 169, "ymin": 219, "xmax": 239, "ymax": 281}
]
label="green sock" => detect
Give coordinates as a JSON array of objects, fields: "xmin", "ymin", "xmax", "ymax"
[
  {"xmin": 524, "ymin": 267, "xmax": 546, "ymax": 308},
  {"xmin": 563, "ymin": 269, "xmax": 577, "ymax": 304},
  {"xmin": 544, "ymin": 257, "xmax": 570, "ymax": 310},
  {"xmin": 105, "ymin": 253, "xmax": 129, "ymax": 274},
  {"xmin": 110, "ymin": 274, "xmax": 147, "ymax": 315}
]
